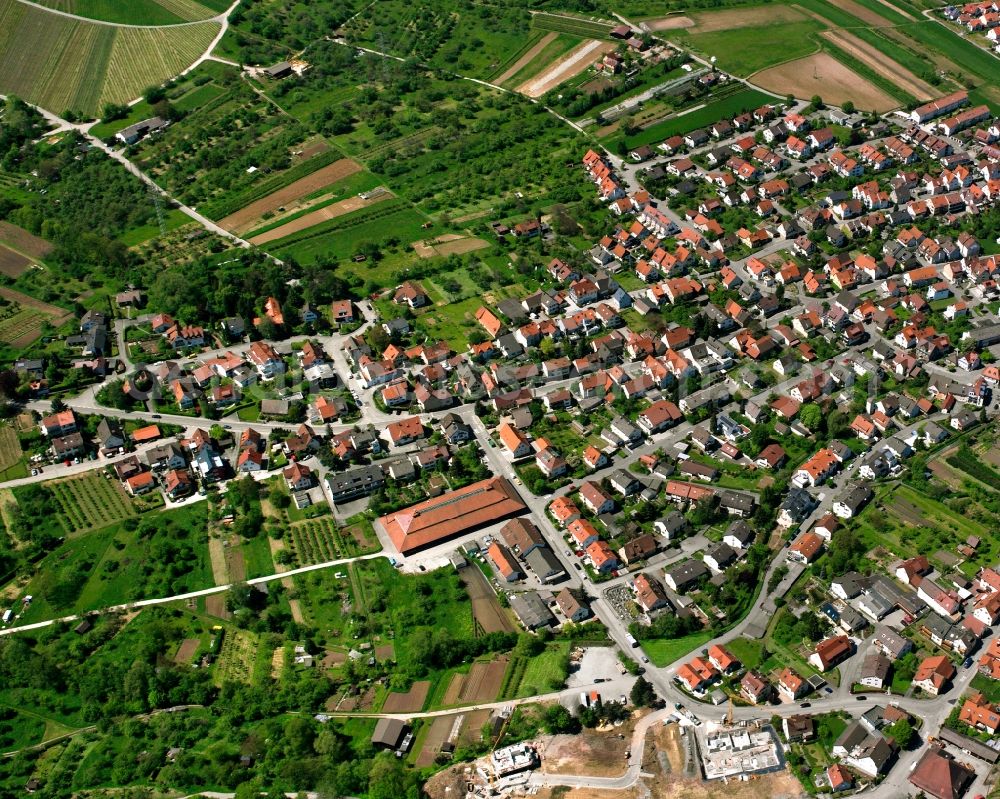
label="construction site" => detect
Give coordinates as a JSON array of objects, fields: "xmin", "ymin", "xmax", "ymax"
[{"xmin": 698, "ymin": 720, "xmax": 783, "ymax": 780}]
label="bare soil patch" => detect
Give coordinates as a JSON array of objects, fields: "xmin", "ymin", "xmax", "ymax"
[
  {"xmin": 885, "ymin": 495, "xmax": 926, "ymax": 526},
  {"xmin": 820, "ymin": 28, "xmax": 935, "ymax": 100},
  {"xmin": 646, "ymin": 15, "xmax": 694, "ymax": 30},
  {"xmin": 653, "ymin": 771, "xmax": 805, "ymax": 799},
  {"xmin": 929, "ymin": 450, "xmax": 964, "ymax": 488},
  {"xmin": 271, "ymin": 646, "xmax": 285, "ymax": 679},
  {"xmin": 297, "ymin": 140, "xmax": 331, "ymax": 160},
  {"xmin": 540, "ymin": 721, "xmax": 635, "ymax": 777},
  {"xmin": 174, "ymin": 638, "xmax": 199, "ymax": 664},
  {"xmin": 322, "ymin": 649, "xmax": 347, "ymax": 668},
  {"xmin": 225, "ymin": 537, "xmax": 246, "ymax": 583},
  {"xmin": 461, "ymin": 568, "xmax": 516, "ymax": 634},
  {"xmin": 415, "ymin": 235, "xmax": 490, "ymax": 259},
  {"xmin": 205, "ymin": 593, "xmax": 230, "ymax": 619},
  {"xmin": 689, "ymin": 4, "xmax": 807, "ymax": 31},
  {"xmin": 751, "ymin": 52, "xmax": 898, "ymax": 112},
  {"xmin": 459, "ymin": 658, "xmax": 507, "ymax": 703},
  {"xmin": 0, "ymin": 246, "xmax": 32, "ymax": 279},
  {"xmin": 375, "ymin": 643, "xmax": 395, "ymax": 662},
  {"xmin": 382, "ymin": 680, "xmax": 430, "ymax": 713},
  {"xmin": 417, "ymin": 714, "xmax": 458, "ymax": 767},
  {"xmin": 0, "ymin": 222, "xmax": 53, "ymax": 260},
  {"xmin": 218, "ymin": 158, "xmax": 364, "ymax": 232},
  {"xmin": 208, "ymin": 536, "xmax": 227, "ymax": 584},
  {"xmin": 497, "ymin": 32, "xmax": 559, "ymax": 84},
  {"xmin": 344, "ymin": 522, "xmax": 374, "ymax": 550},
  {"xmin": 442, "ymin": 673, "xmax": 466, "ymax": 705},
  {"xmin": 459, "ymin": 709, "xmax": 489, "ymax": 744},
  {"xmin": 518, "ymin": 39, "xmax": 615, "ymax": 98},
  {"xmin": 249, "ymin": 191, "xmax": 392, "ymax": 245},
  {"xmin": 330, "ymin": 686, "xmax": 377, "ymax": 712}
]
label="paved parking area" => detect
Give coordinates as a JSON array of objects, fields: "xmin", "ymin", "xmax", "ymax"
[{"xmin": 568, "ymin": 646, "xmax": 623, "ymax": 687}]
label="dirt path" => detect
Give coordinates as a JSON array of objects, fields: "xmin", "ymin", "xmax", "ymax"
[
  {"xmin": 518, "ymin": 39, "xmax": 614, "ymax": 98},
  {"xmin": 496, "ymin": 31, "xmax": 558, "ymax": 84},
  {"xmin": 249, "ymin": 191, "xmax": 392, "ymax": 245},
  {"xmin": 819, "ymin": 28, "xmax": 935, "ymax": 100},
  {"xmin": 208, "ymin": 535, "xmax": 228, "ymax": 585},
  {"xmin": 751, "ymin": 52, "xmax": 899, "ymax": 112},
  {"xmin": 217, "ymin": 158, "xmax": 364, "ymax": 232}
]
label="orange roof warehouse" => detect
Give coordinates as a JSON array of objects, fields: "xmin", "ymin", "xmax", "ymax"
[{"xmin": 376, "ymin": 477, "xmax": 528, "ymax": 555}]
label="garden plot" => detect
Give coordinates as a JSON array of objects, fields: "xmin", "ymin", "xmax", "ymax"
[
  {"xmin": 48, "ymin": 473, "xmax": 138, "ymax": 535},
  {"xmin": 382, "ymin": 680, "xmax": 430, "ymax": 713}
]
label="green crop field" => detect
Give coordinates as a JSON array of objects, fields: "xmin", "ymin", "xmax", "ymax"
[
  {"xmin": 614, "ymin": 87, "xmax": 776, "ymax": 148},
  {"xmin": 674, "ymin": 20, "xmax": 826, "ymax": 76},
  {"xmin": 0, "ymin": 0, "xmax": 220, "ymax": 117},
  {"xmin": 530, "ymin": 12, "xmax": 614, "ymax": 39},
  {"xmin": 32, "ymin": 0, "xmax": 222, "ymax": 25}
]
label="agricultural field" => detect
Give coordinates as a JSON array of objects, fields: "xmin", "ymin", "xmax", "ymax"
[
  {"xmin": 286, "ymin": 517, "xmax": 372, "ymax": 565},
  {"xmin": 46, "ymin": 472, "xmax": 141, "ymax": 535},
  {"xmin": 614, "ymin": 86, "xmax": 777, "ymax": 149},
  {"xmin": 214, "ymin": 627, "xmax": 259, "ymax": 685},
  {"xmin": 655, "ymin": 0, "xmax": 997, "ymax": 109},
  {"xmin": 0, "ymin": 288, "xmax": 72, "ymax": 348},
  {"xmin": 752, "ymin": 52, "xmax": 898, "ymax": 113},
  {"xmin": 217, "ymin": 156, "xmax": 364, "ymax": 233},
  {"xmin": 0, "ymin": 0, "xmax": 220, "ymax": 117},
  {"xmin": 32, "ymin": 0, "xmax": 226, "ymax": 24},
  {"xmin": 0, "ymin": 222, "xmax": 53, "ymax": 261}
]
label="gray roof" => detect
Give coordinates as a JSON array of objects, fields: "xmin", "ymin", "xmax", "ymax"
[
  {"xmin": 510, "ymin": 592, "xmax": 556, "ymax": 629},
  {"xmin": 525, "ymin": 547, "xmax": 566, "ymax": 582}
]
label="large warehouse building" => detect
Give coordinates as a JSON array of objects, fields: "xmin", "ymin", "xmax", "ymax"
[{"xmin": 377, "ymin": 476, "xmax": 527, "ymax": 555}]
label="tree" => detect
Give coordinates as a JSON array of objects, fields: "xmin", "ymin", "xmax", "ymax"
[
  {"xmin": 799, "ymin": 403, "xmax": 822, "ymax": 431},
  {"xmin": 842, "ymin": 101, "xmax": 855, "ymax": 114},
  {"xmin": 885, "ymin": 717, "xmax": 913, "ymax": 749},
  {"xmin": 630, "ymin": 676, "xmax": 657, "ymax": 707},
  {"xmin": 543, "ymin": 703, "xmax": 581, "ymax": 734}
]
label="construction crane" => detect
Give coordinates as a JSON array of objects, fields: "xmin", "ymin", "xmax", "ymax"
[{"xmin": 726, "ymin": 697, "xmax": 734, "ymax": 726}]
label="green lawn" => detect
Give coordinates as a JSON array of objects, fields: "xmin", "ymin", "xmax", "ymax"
[
  {"xmin": 725, "ymin": 638, "xmax": 765, "ymax": 671},
  {"xmin": 513, "ymin": 643, "xmax": 571, "ymax": 698},
  {"xmin": 241, "ymin": 534, "xmax": 275, "ymax": 580},
  {"xmin": 643, "ymin": 630, "xmax": 714, "ymax": 668}
]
